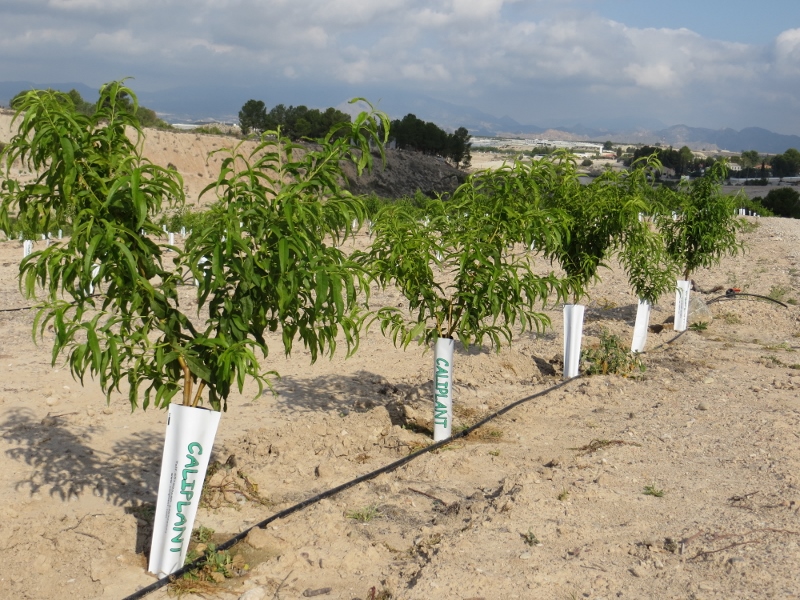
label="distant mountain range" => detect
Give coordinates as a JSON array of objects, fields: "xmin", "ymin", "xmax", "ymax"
[{"xmin": 2, "ymin": 80, "xmax": 799, "ymax": 154}]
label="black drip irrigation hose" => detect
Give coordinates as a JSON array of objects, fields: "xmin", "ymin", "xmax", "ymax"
[
  {"xmin": 0, "ymin": 305, "xmax": 33, "ymax": 313},
  {"xmin": 0, "ymin": 294, "xmax": 103, "ymax": 314},
  {"xmin": 707, "ymin": 289, "xmax": 789, "ymax": 308},
  {"xmin": 121, "ymin": 376, "xmax": 579, "ymax": 600},
  {"xmin": 641, "ymin": 330, "xmax": 688, "ymax": 353}
]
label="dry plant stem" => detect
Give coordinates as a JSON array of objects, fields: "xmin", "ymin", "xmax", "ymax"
[
  {"xmin": 191, "ymin": 381, "xmax": 206, "ymax": 408},
  {"xmin": 691, "ymin": 539, "xmax": 762, "ymax": 560},
  {"xmin": 682, "ymin": 527, "xmax": 800, "ymax": 560},
  {"xmin": 408, "ymin": 487, "xmax": 448, "ymax": 507},
  {"xmin": 178, "ymin": 356, "xmax": 193, "ymax": 406}
]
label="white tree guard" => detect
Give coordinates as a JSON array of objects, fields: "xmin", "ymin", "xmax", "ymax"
[
  {"xmin": 433, "ymin": 337, "xmax": 454, "ymax": 441},
  {"xmin": 563, "ymin": 304, "xmax": 585, "ymax": 379},
  {"xmin": 22, "ymin": 240, "xmax": 33, "ymax": 258},
  {"xmin": 674, "ymin": 280, "xmax": 691, "ymax": 332},
  {"xmin": 88, "ymin": 263, "xmax": 100, "ymax": 295},
  {"xmin": 195, "ymin": 256, "xmax": 209, "ymax": 287},
  {"xmin": 149, "ymin": 404, "xmax": 221, "ymax": 578},
  {"xmin": 631, "ymin": 298, "xmax": 652, "ymax": 353}
]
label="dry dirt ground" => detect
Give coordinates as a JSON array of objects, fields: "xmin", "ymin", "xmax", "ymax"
[{"xmin": 0, "ymin": 214, "xmax": 799, "ymax": 600}]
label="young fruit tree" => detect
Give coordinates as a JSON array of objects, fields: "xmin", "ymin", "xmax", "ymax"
[
  {"xmin": 538, "ymin": 152, "xmax": 652, "ymax": 375},
  {"xmin": 655, "ymin": 161, "xmax": 742, "ymax": 331},
  {"xmin": 0, "ymin": 81, "xmax": 389, "ymax": 576},
  {"xmin": 359, "ymin": 159, "xmax": 573, "ymax": 441},
  {"xmin": 615, "ymin": 157, "xmax": 680, "ymax": 352}
]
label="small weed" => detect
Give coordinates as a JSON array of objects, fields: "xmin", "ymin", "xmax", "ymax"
[
  {"xmin": 453, "ymin": 405, "xmax": 484, "ymax": 422},
  {"xmin": 347, "ymin": 505, "xmax": 381, "ymax": 522},
  {"xmin": 762, "ymin": 341, "xmax": 795, "ymax": 352},
  {"xmin": 689, "ymin": 321, "xmax": 709, "ymax": 331},
  {"xmin": 181, "ymin": 543, "xmax": 247, "ymax": 584},
  {"xmin": 201, "ymin": 463, "xmax": 271, "ymax": 509},
  {"xmin": 402, "ymin": 422, "xmax": 434, "ymax": 437},
  {"xmin": 488, "ymin": 449, "xmax": 501, "ymax": 456},
  {"xmin": 570, "ymin": 438, "xmax": 640, "ymax": 456},
  {"xmin": 500, "ymin": 360, "xmax": 518, "ymax": 375},
  {"xmin": 739, "ymin": 220, "xmax": 760, "ymax": 233},
  {"xmin": 557, "ymin": 488, "xmax": 570, "ymax": 501},
  {"xmin": 192, "ymin": 525, "xmax": 215, "ymax": 544},
  {"xmin": 643, "ymin": 484, "xmax": 665, "ymax": 497},
  {"xmin": 466, "ymin": 426, "xmax": 504, "ymax": 441},
  {"xmin": 521, "ymin": 529, "xmax": 540, "ymax": 546},
  {"xmin": 768, "ymin": 285, "xmax": 791, "ymax": 302},
  {"xmin": 761, "ymin": 355, "xmax": 787, "ymax": 368},
  {"xmin": 582, "ymin": 329, "xmax": 645, "ymax": 376},
  {"xmin": 721, "ymin": 312, "xmax": 742, "ymax": 325},
  {"xmin": 790, "ymin": 364, "xmax": 800, "ymax": 370},
  {"xmin": 409, "ymin": 534, "xmax": 442, "ymax": 557},
  {"xmin": 127, "ymin": 502, "xmax": 155, "ymax": 523},
  {"xmin": 595, "ymin": 297, "xmax": 618, "ymax": 310}
]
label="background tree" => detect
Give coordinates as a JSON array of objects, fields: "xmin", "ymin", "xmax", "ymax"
[
  {"xmin": 448, "ymin": 127, "xmax": 472, "ymax": 169},
  {"xmin": 238, "ymin": 99, "xmax": 268, "ymax": 135},
  {"xmin": 760, "ymin": 187, "xmax": 800, "ymax": 218},
  {"xmin": 677, "ymin": 146, "xmax": 694, "ymax": 176},
  {"xmin": 261, "ymin": 104, "xmax": 351, "ymax": 140},
  {"xmin": 740, "ymin": 149, "xmax": 760, "ymax": 178},
  {"xmin": 770, "ymin": 149, "xmax": 800, "ymax": 178},
  {"xmin": 67, "ymin": 89, "xmax": 94, "ymax": 115},
  {"xmin": 390, "ymin": 114, "xmax": 472, "ymax": 168}
]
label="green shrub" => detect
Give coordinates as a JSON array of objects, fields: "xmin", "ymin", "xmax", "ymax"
[
  {"xmin": 761, "ymin": 187, "xmax": 800, "ymax": 218},
  {"xmin": 739, "ymin": 196, "xmax": 773, "ymax": 217},
  {"xmin": 582, "ymin": 329, "xmax": 645, "ymax": 376}
]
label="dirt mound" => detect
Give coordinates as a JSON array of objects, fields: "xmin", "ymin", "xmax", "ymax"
[{"xmin": 342, "ymin": 148, "xmax": 467, "ymax": 199}]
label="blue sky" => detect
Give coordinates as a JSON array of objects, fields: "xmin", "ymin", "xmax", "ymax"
[{"xmin": 1, "ymin": 0, "xmax": 800, "ymax": 134}]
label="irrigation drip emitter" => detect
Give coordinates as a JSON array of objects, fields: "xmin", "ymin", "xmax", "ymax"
[{"xmin": 121, "ymin": 376, "xmax": 579, "ymax": 600}]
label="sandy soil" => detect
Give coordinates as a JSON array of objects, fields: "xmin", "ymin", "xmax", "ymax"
[
  {"xmin": 1, "ymin": 213, "xmax": 799, "ymax": 600},
  {"xmin": 2, "ymin": 114, "xmax": 800, "ymax": 599}
]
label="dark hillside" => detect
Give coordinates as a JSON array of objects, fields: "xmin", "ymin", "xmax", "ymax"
[{"xmin": 343, "ymin": 148, "xmax": 467, "ymax": 199}]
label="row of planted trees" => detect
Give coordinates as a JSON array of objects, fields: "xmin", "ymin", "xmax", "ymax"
[{"xmin": 0, "ymin": 82, "xmax": 741, "ymax": 578}]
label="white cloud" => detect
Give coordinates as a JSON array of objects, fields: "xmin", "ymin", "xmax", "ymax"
[
  {"xmin": 1, "ymin": 1, "xmax": 800, "ymax": 133},
  {"xmin": 624, "ymin": 62, "xmax": 680, "ymax": 91},
  {"xmin": 775, "ymin": 28, "xmax": 800, "ymax": 74},
  {"xmin": 87, "ymin": 29, "xmax": 152, "ymax": 55}
]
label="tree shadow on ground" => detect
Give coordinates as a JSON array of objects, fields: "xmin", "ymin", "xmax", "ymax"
[
  {"xmin": 269, "ymin": 369, "xmax": 415, "ymax": 424},
  {"xmin": 1, "ymin": 407, "xmax": 164, "ymax": 553},
  {"xmin": 584, "ymin": 302, "xmax": 639, "ymax": 325}
]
